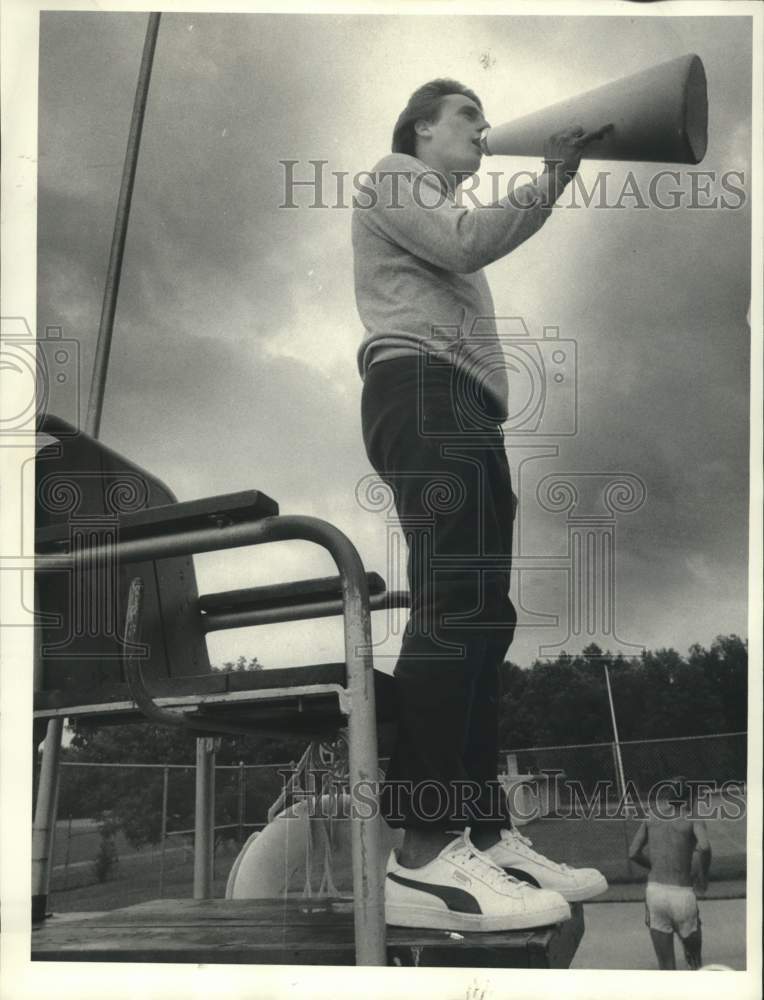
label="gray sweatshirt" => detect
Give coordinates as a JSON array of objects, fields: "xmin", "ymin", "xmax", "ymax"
[{"xmin": 352, "ymin": 152, "xmax": 552, "ymax": 420}]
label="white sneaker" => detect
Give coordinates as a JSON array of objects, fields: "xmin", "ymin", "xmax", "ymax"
[
  {"xmin": 482, "ymin": 828, "xmax": 608, "ymax": 902},
  {"xmin": 385, "ymin": 829, "xmax": 571, "ymax": 932}
]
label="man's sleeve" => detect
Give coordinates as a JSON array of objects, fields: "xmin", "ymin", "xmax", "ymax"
[{"xmin": 361, "ymin": 155, "xmax": 554, "ymax": 274}]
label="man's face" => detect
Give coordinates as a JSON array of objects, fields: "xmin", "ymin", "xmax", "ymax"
[{"xmin": 417, "ymin": 93, "xmax": 490, "ymax": 179}]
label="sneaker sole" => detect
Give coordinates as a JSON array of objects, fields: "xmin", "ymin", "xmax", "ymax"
[
  {"xmin": 497, "ymin": 867, "xmax": 609, "ymax": 902},
  {"xmin": 385, "ymin": 899, "xmax": 571, "ymax": 932}
]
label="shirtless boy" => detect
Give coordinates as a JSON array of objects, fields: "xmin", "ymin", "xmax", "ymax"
[{"xmin": 629, "ymin": 776, "xmax": 712, "ymax": 970}]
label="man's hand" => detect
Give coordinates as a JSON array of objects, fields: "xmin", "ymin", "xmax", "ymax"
[{"xmin": 540, "ymin": 123, "xmax": 613, "ymax": 203}]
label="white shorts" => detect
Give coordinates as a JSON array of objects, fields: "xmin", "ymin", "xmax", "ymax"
[{"xmin": 645, "ymin": 882, "xmax": 700, "ymax": 937}]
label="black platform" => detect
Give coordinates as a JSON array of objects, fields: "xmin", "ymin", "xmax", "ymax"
[{"xmin": 31, "ymin": 898, "xmax": 584, "ymax": 967}]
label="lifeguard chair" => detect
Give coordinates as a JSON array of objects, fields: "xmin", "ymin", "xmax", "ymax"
[
  {"xmin": 32, "ymin": 414, "xmax": 585, "ymax": 967},
  {"xmin": 33, "ymin": 411, "xmax": 404, "ymax": 964}
]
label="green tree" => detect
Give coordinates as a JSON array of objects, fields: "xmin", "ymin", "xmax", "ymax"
[
  {"xmin": 688, "ymin": 635, "xmax": 747, "ymax": 731},
  {"xmin": 498, "ymin": 636, "xmax": 747, "ymax": 750}
]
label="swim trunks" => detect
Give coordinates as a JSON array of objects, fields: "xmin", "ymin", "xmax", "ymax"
[{"xmin": 644, "ymin": 882, "xmax": 700, "ymax": 937}]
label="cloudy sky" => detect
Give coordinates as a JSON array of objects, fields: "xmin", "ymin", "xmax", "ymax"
[{"xmin": 34, "ymin": 9, "xmax": 753, "ymax": 671}]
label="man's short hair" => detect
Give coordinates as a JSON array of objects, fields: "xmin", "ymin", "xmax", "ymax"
[{"xmin": 392, "ymin": 79, "xmax": 483, "ymax": 156}]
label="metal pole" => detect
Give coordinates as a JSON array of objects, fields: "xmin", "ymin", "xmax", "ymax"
[
  {"xmin": 32, "ymin": 572, "xmax": 65, "ymax": 919},
  {"xmin": 193, "ymin": 737, "xmax": 216, "ymax": 899},
  {"xmin": 31, "ymin": 721, "xmax": 63, "ymax": 921},
  {"xmin": 340, "ymin": 554, "xmax": 386, "ymax": 965},
  {"xmin": 45, "ymin": 765, "xmax": 62, "ymax": 900},
  {"xmin": 237, "ymin": 761, "xmax": 245, "ymax": 844},
  {"xmin": 158, "ymin": 764, "xmax": 169, "ymax": 897},
  {"xmin": 85, "ymin": 12, "xmax": 162, "ymax": 439},
  {"xmin": 62, "ymin": 814, "xmax": 73, "ymax": 891},
  {"xmin": 604, "ymin": 664, "xmax": 626, "ymax": 798}
]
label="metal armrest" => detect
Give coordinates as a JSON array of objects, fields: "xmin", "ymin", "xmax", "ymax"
[
  {"xmin": 198, "ymin": 572, "xmax": 411, "ymax": 630},
  {"xmin": 200, "ymin": 572, "xmax": 387, "ymax": 614},
  {"xmin": 36, "ymin": 490, "xmax": 279, "ymax": 550}
]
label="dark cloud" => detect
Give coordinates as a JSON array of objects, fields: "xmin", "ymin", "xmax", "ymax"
[{"xmin": 35, "ymin": 12, "xmax": 752, "ymax": 664}]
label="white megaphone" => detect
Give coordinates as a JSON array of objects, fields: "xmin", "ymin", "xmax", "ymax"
[{"xmin": 480, "ymin": 53, "xmax": 708, "ymax": 165}]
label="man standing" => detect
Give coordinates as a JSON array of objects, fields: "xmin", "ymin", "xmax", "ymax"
[
  {"xmin": 353, "ymin": 79, "xmax": 608, "ymax": 931},
  {"xmin": 629, "ymin": 777, "xmax": 712, "ymax": 969}
]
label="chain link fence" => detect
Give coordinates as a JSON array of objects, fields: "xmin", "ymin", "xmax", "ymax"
[
  {"xmin": 45, "ymin": 732, "xmax": 747, "ymax": 911},
  {"xmin": 500, "ymin": 732, "xmax": 747, "ymax": 884},
  {"xmin": 47, "ymin": 760, "xmax": 291, "ymax": 911}
]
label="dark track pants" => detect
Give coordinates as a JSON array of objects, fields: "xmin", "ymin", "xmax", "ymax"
[{"xmin": 361, "ymin": 356, "xmax": 517, "ymax": 831}]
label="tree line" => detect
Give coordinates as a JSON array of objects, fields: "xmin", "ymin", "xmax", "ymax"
[
  {"xmin": 53, "ymin": 636, "xmax": 747, "ymax": 849},
  {"xmin": 498, "ymin": 634, "xmax": 747, "ymax": 748},
  {"xmin": 498, "ymin": 635, "xmax": 747, "ymax": 794}
]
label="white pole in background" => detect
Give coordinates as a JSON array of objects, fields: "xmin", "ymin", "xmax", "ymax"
[{"xmin": 604, "ymin": 663, "xmax": 627, "ymax": 799}]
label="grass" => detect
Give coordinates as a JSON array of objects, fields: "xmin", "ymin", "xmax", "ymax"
[
  {"xmin": 49, "ymin": 839, "xmax": 242, "ymax": 912},
  {"xmin": 47, "ymin": 806, "xmax": 747, "ymax": 915},
  {"xmin": 517, "ymin": 811, "xmax": 747, "ymax": 883}
]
